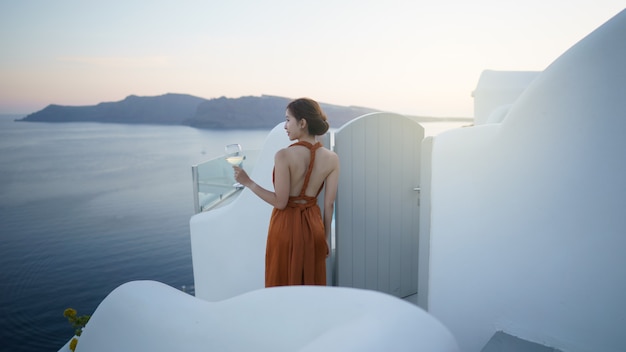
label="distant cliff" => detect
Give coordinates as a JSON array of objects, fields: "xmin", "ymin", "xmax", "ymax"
[
  {"xmin": 18, "ymin": 94, "xmax": 379, "ymax": 129},
  {"xmin": 20, "ymin": 93, "xmax": 206, "ymax": 125}
]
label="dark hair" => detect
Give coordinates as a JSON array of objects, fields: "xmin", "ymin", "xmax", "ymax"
[{"xmin": 287, "ymin": 98, "xmax": 329, "ymax": 136}]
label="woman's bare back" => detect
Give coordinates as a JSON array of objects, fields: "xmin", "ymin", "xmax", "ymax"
[{"xmin": 285, "ymin": 144, "xmax": 338, "ymax": 198}]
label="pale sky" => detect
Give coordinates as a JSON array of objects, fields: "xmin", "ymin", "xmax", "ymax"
[{"xmin": 1, "ymin": 1, "xmax": 623, "ymax": 117}]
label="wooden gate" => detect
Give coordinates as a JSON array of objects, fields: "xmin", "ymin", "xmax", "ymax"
[{"xmin": 333, "ymin": 113, "xmax": 423, "ymax": 298}]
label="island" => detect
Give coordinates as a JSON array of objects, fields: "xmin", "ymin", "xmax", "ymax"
[{"xmin": 17, "ymin": 94, "xmax": 381, "ymax": 129}]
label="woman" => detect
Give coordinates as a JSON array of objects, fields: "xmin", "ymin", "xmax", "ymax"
[{"xmin": 233, "ymin": 98, "xmax": 340, "ymax": 287}]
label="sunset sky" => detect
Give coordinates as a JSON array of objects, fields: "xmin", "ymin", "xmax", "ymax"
[{"xmin": 1, "ymin": 1, "xmax": 623, "ymax": 117}]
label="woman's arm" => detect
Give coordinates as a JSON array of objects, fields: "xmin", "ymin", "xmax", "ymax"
[
  {"xmin": 322, "ymin": 156, "xmax": 340, "ymax": 245},
  {"xmin": 233, "ymin": 150, "xmax": 290, "ymax": 209}
]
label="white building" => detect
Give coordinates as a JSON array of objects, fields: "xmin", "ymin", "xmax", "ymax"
[{"xmin": 471, "ymin": 70, "xmax": 539, "ymax": 125}]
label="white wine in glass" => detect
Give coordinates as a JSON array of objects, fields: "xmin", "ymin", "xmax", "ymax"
[{"xmin": 225, "ymin": 143, "xmax": 244, "ymax": 188}]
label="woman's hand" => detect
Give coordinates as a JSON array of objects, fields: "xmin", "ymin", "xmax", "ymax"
[
  {"xmin": 230, "ymin": 150, "xmax": 288, "ymax": 209},
  {"xmin": 326, "ymin": 240, "xmax": 330, "ymax": 258},
  {"xmin": 233, "ymin": 166, "xmax": 251, "ymax": 187}
]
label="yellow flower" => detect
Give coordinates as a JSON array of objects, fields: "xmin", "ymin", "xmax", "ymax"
[
  {"xmin": 64, "ymin": 308, "xmax": 77, "ymax": 318},
  {"xmin": 69, "ymin": 337, "xmax": 78, "ymax": 352}
]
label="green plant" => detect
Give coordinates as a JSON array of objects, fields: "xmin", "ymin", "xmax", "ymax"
[{"xmin": 63, "ymin": 308, "xmax": 90, "ymax": 352}]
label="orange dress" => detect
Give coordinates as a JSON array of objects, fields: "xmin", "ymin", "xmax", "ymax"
[{"xmin": 265, "ymin": 141, "xmax": 329, "ymax": 287}]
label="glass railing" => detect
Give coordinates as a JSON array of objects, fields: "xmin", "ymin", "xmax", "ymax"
[{"xmin": 191, "ymin": 149, "xmax": 260, "ymax": 213}]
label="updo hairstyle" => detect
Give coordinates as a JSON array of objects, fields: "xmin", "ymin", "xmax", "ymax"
[{"xmin": 287, "ymin": 98, "xmax": 330, "ymax": 136}]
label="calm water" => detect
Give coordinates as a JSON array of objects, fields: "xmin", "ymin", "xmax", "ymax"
[
  {"xmin": 0, "ymin": 115, "xmax": 269, "ymax": 351},
  {"xmin": 0, "ymin": 115, "xmax": 467, "ymax": 351}
]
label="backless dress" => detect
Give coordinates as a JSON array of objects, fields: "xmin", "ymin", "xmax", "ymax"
[{"xmin": 265, "ymin": 141, "xmax": 328, "ymax": 287}]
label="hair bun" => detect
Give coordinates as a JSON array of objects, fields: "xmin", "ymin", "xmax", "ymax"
[{"xmin": 287, "ymin": 98, "xmax": 330, "ymax": 136}]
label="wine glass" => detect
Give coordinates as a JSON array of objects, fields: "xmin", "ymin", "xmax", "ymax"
[{"xmin": 225, "ymin": 143, "xmax": 244, "ymax": 188}]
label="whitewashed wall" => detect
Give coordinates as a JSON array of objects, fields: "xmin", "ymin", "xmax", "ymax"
[
  {"xmin": 190, "ymin": 124, "xmax": 333, "ymax": 301},
  {"xmin": 190, "ymin": 124, "xmax": 291, "ymax": 301},
  {"xmin": 427, "ymin": 9, "xmax": 626, "ymax": 352},
  {"xmin": 76, "ymin": 281, "xmax": 459, "ymax": 352}
]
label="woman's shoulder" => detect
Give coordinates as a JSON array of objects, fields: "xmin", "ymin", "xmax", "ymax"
[
  {"xmin": 318, "ymin": 144, "xmax": 336, "ymax": 155},
  {"xmin": 275, "ymin": 147, "xmax": 292, "ymax": 158},
  {"xmin": 319, "ymin": 146, "xmax": 337, "ymax": 156},
  {"xmin": 318, "ymin": 147, "xmax": 339, "ymax": 165}
]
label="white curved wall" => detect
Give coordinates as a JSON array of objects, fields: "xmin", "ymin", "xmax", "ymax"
[
  {"xmin": 190, "ymin": 123, "xmax": 291, "ymax": 301},
  {"xmin": 428, "ymin": 9, "xmax": 626, "ymax": 352},
  {"xmin": 76, "ymin": 281, "xmax": 459, "ymax": 352}
]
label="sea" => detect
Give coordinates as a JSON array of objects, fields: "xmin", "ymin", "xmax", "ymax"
[{"xmin": 0, "ymin": 114, "xmax": 468, "ymax": 351}]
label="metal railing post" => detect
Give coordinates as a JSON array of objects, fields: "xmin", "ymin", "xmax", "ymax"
[{"xmin": 191, "ymin": 165, "xmax": 200, "ymax": 214}]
